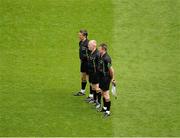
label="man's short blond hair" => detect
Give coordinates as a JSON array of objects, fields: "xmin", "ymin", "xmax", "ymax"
[{"xmin": 89, "ymin": 40, "xmax": 97, "ymax": 47}]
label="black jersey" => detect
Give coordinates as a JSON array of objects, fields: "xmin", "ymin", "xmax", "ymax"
[
  {"xmin": 98, "ymin": 52, "xmax": 112, "ymax": 76},
  {"xmin": 88, "ymin": 49, "xmax": 100, "ymax": 73},
  {"xmin": 79, "ymin": 39, "xmax": 89, "ymax": 61}
]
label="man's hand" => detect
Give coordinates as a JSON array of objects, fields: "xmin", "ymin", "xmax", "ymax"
[{"xmin": 112, "ymin": 79, "xmax": 116, "ymax": 86}]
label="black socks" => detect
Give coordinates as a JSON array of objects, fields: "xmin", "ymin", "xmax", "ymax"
[
  {"xmin": 90, "ymin": 86, "xmax": 93, "ymax": 95},
  {"xmin": 103, "ymin": 98, "xmax": 111, "ymax": 111},
  {"xmin": 81, "ymin": 81, "xmax": 87, "ymax": 90},
  {"xmin": 97, "ymin": 92, "xmax": 101, "ymax": 104},
  {"xmin": 106, "ymin": 101, "xmax": 111, "ymax": 111},
  {"xmin": 103, "ymin": 98, "xmax": 106, "ymax": 107},
  {"xmin": 93, "ymin": 90, "xmax": 97, "ymax": 101}
]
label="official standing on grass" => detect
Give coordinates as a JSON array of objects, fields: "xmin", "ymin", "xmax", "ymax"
[
  {"xmin": 87, "ymin": 40, "xmax": 102, "ymax": 109},
  {"xmin": 98, "ymin": 43, "xmax": 116, "ymax": 117},
  {"xmin": 74, "ymin": 30, "xmax": 94, "ymax": 99}
]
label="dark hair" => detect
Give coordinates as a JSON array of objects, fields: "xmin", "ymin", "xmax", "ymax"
[
  {"xmin": 79, "ymin": 29, "xmax": 88, "ymax": 38},
  {"xmin": 99, "ymin": 43, "xmax": 108, "ymax": 51}
]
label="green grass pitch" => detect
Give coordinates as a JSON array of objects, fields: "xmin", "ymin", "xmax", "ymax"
[{"xmin": 0, "ymin": 0, "xmax": 179, "ymax": 137}]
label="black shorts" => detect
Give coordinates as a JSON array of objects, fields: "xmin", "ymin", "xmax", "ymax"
[
  {"xmin": 89, "ymin": 72, "xmax": 99, "ymax": 84},
  {"xmin": 80, "ymin": 60, "xmax": 88, "ymax": 74},
  {"xmin": 99, "ymin": 75, "xmax": 111, "ymax": 91}
]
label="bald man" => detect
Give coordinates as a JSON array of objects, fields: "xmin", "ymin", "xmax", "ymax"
[{"xmin": 87, "ymin": 40, "xmax": 102, "ymax": 109}]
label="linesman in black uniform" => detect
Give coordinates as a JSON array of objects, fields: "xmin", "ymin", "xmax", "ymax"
[
  {"xmin": 87, "ymin": 40, "xmax": 102, "ymax": 108},
  {"xmin": 98, "ymin": 43, "xmax": 116, "ymax": 117},
  {"xmin": 74, "ymin": 30, "xmax": 93, "ymax": 98}
]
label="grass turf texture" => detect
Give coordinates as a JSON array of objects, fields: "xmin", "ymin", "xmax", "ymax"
[{"xmin": 0, "ymin": 0, "xmax": 179, "ymax": 137}]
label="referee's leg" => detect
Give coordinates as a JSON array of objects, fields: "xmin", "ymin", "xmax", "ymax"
[
  {"xmin": 90, "ymin": 83, "xmax": 101, "ymax": 108},
  {"xmin": 102, "ymin": 91, "xmax": 111, "ymax": 117},
  {"xmin": 74, "ymin": 62, "xmax": 88, "ymax": 96},
  {"xmin": 81, "ymin": 72, "xmax": 88, "ymax": 93}
]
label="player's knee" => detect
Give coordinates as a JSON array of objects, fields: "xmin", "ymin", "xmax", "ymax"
[
  {"xmin": 103, "ymin": 92, "xmax": 110, "ymax": 100},
  {"xmin": 81, "ymin": 78, "xmax": 86, "ymax": 81},
  {"xmin": 104, "ymin": 96, "xmax": 110, "ymax": 102},
  {"xmin": 91, "ymin": 85, "xmax": 96, "ymax": 90},
  {"xmin": 95, "ymin": 87, "xmax": 101, "ymax": 93},
  {"xmin": 101, "ymin": 92, "xmax": 104, "ymax": 97},
  {"xmin": 81, "ymin": 75, "xmax": 87, "ymax": 81}
]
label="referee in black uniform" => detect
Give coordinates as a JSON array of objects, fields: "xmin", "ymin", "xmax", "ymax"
[
  {"xmin": 98, "ymin": 43, "xmax": 116, "ymax": 117},
  {"xmin": 74, "ymin": 30, "xmax": 94, "ymax": 100},
  {"xmin": 87, "ymin": 40, "xmax": 102, "ymax": 108}
]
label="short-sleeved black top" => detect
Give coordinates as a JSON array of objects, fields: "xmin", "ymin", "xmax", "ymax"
[
  {"xmin": 98, "ymin": 52, "xmax": 112, "ymax": 76},
  {"xmin": 79, "ymin": 39, "xmax": 89, "ymax": 61},
  {"xmin": 88, "ymin": 49, "xmax": 100, "ymax": 73}
]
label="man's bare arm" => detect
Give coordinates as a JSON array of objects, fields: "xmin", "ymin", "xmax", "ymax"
[{"xmin": 109, "ymin": 66, "xmax": 116, "ymax": 85}]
